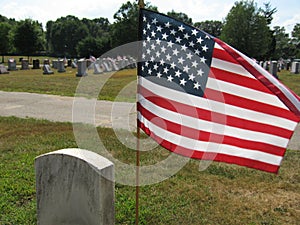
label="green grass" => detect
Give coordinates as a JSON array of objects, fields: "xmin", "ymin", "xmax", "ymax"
[
  {"xmin": 0, "ymin": 116, "xmax": 300, "ymax": 224},
  {"xmin": 0, "ymin": 67, "xmax": 137, "ymax": 101},
  {"xmin": 0, "ymin": 68, "xmax": 299, "ymax": 101},
  {"xmin": 278, "ymin": 70, "xmax": 300, "ymax": 96}
]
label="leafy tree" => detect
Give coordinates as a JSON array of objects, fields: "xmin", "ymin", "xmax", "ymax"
[
  {"xmin": 272, "ymin": 26, "xmax": 291, "ymax": 59},
  {"xmin": 13, "ymin": 19, "xmax": 45, "ymax": 57},
  {"xmin": 194, "ymin": 20, "xmax": 223, "ymax": 37},
  {"xmin": 220, "ymin": 0, "xmax": 272, "ymax": 60},
  {"xmin": 111, "ymin": 1, "xmax": 157, "ymax": 48},
  {"xmin": 167, "ymin": 10, "xmax": 193, "ymax": 25},
  {"xmin": 291, "ymin": 23, "xmax": 300, "ymax": 58},
  {"xmin": 0, "ymin": 22, "xmax": 11, "ymax": 62},
  {"xmin": 47, "ymin": 15, "xmax": 89, "ymax": 57},
  {"xmin": 76, "ymin": 36, "xmax": 111, "ymax": 58}
]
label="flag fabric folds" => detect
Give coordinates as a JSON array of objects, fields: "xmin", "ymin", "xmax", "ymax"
[{"xmin": 137, "ymin": 9, "xmax": 300, "ymax": 173}]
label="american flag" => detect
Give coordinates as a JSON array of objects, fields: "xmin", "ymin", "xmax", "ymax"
[{"xmin": 137, "ymin": 9, "xmax": 300, "ymax": 173}]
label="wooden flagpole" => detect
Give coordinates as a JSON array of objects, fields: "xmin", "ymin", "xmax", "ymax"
[{"xmin": 136, "ymin": 1, "xmax": 144, "ymax": 225}]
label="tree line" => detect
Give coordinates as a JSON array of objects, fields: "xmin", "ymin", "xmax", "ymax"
[{"xmin": 0, "ymin": 0, "xmax": 299, "ymax": 61}]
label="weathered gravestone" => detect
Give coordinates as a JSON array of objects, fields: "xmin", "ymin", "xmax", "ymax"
[
  {"xmin": 52, "ymin": 60, "xmax": 58, "ymax": 69},
  {"xmin": 57, "ymin": 60, "xmax": 66, "ymax": 73},
  {"xmin": 76, "ymin": 59, "xmax": 87, "ymax": 77},
  {"xmin": 35, "ymin": 148, "xmax": 114, "ymax": 225},
  {"xmin": 43, "ymin": 59, "xmax": 50, "ymax": 66},
  {"xmin": 8, "ymin": 58, "xmax": 17, "ymax": 71},
  {"xmin": 43, "ymin": 65, "xmax": 54, "ymax": 75},
  {"xmin": 21, "ymin": 59, "xmax": 29, "ymax": 70},
  {"xmin": 269, "ymin": 61, "xmax": 278, "ymax": 78},
  {"xmin": 94, "ymin": 63, "xmax": 103, "ymax": 74},
  {"xmin": 291, "ymin": 62, "xmax": 299, "ymax": 74},
  {"xmin": 0, "ymin": 64, "xmax": 9, "ymax": 74},
  {"xmin": 33, "ymin": 59, "xmax": 40, "ymax": 69}
]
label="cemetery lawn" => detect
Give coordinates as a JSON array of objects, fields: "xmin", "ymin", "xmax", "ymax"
[
  {"xmin": 0, "ymin": 69, "xmax": 300, "ymax": 101},
  {"xmin": 0, "ymin": 68, "xmax": 137, "ymax": 102},
  {"xmin": 1, "ymin": 116, "xmax": 300, "ymax": 224}
]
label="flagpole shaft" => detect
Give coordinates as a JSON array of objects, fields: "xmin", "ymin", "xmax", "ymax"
[
  {"xmin": 136, "ymin": 2, "xmax": 144, "ymax": 224},
  {"xmin": 135, "ymin": 125, "xmax": 141, "ymax": 225}
]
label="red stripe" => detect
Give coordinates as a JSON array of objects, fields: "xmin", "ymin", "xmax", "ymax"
[
  {"xmin": 139, "ymin": 85, "xmax": 294, "ymax": 138},
  {"xmin": 138, "ymin": 120, "xmax": 280, "ymax": 174},
  {"xmin": 209, "ymin": 67, "xmax": 273, "ymax": 94},
  {"xmin": 204, "ymin": 87, "xmax": 299, "ymax": 122},
  {"xmin": 213, "ymin": 48, "xmax": 239, "ymax": 64},
  {"xmin": 215, "ymin": 38, "xmax": 300, "ymax": 119},
  {"xmin": 138, "ymin": 103, "xmax": 286, "ymax": 156}
]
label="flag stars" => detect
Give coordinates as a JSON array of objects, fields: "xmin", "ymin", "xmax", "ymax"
[
  {"xmin": 192, "ymin": 29, "xmax": 198, "ymax": 36},
  {"xmin": 166, "ymin": 54, "xmax": 171, "ymax": 61},
  {"xmin": 188, "ymin": 74, "xmax": 195, "ymax": 81},
  {"xmin": 194, "ymin": 82, "xmax": 201, "ymax": 89},
  {"xmin": 186, "ymin": 52, "xmax": 193, "ymax": 59},
  {"xmin": 192, "ymin": 61, "xmax": 198, "ymax": 68},
  {"xmin": 167, "ymin": 41, "xmax": 174, "ymax": 48},
  {"xmin": 183, "ymin": 65, "xmax": 190, "ymax": 73},
  {"xmin": 184, "ymin": 33, "xmax": 190, "ymax": 39},
  {"xmin": 197, "ymin": 69, "xmax": 204, "ymax": 76},
  {"xmin": 180, "ymin": 78, "xmax": 187, "ymax": 86},
  {"xmin": 175, "ymin": 36, "xmax": 182, "ymax": 43},
  {"xmin": 152, "ymin": 18, "xmax": 158, "ymax": 24},
  {"xmin": 200, "ymin": 56, "xmax": 206, "ymax": 63},
  {"xmin": 178, "ymin": 25, "xmax": 185, "ymax": 32},
  {"xmin": 157, "ymin": 72, "xmax": 162, "ymax": 78},
  {"xmin": 162, "ymin": 33, "xmax": 168, "ymax": 40},
  {"xmin": 181, "ymin": 44, "xmax": 188, "ymax": 51},
  {"xmin": 173, "ymin": 48, "xmax": 179, "ymax": 56},
  {"xmin": 202, "ymin": 45, "xmax": 208, "ymax": 52},
  {"xmin": 175, "ymin": 70, "xmax": 182, "ymax": 77},
  {"xmin": 170, "ymin": 29, "xmax": 176, "ymax": 35},
  {"xmin": 163, "ymin": 67, "xmax": 170, "ymax": 74},
  {"xmin": 147, "ymin": 23, "xmax": 151, "ymax": 30},
  {"xmin": 197, "ymin": 37, "xmax": 203, "ymax": 44},
  {"xmin": 170, "ymin": 62, "xmax": 176, "ymax": 69},
  {"xmin": 157, "ymin": 25, "xmax": 163, "ymax": 32},
  {"xmin": 178, "ymin": 57, "xmax": 185, "ymax": 64},
  {"xmin": 167, "ymin": 75, "xmax": 174, "ymax": 82},
  {"xmin": 151, "ymin": 31, "xmax": 156, "ymax": 37},
  {"xmin": 165, "ymin": 22, "xmax": 171, "ymax": 28}
]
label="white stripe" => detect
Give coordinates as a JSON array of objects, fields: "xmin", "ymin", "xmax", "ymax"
[
  {"xmin": 243, "ymin": 52, "xmax": 300, "ymax": 113},
  {"xmin": 207, "ymin": 77, "xmax": 288, "ymax": 109},
  {"xmin": 138, "ymin": 112, "xmax": 282, "ymax": 166},
  {"xmin": 138, "ymin": 94, "xmax": 289, "ymax": 148},
  {"xmin": 211, "ymin": 57, "xmax": 253, "ymax": 78},
  {"xmin": 138, "ymin": 77, "xmax": 297, "ymax": 130}
]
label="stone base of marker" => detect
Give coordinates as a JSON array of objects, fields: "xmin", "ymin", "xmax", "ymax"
[{"xmin": 35, "ymin": 148, "xmax": 114, "ymax": 225}]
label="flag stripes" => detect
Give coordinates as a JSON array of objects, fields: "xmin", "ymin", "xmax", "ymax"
[{"xmin": 138, "ymin": 9, "xmax": 300, "ymax": 173}]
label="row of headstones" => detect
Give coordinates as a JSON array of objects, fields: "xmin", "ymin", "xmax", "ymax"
[
  {"xmin": 76, "ymin": 57, "xmax": 137, "ymax": 77},
  {"xmin": 259, "ymin": 60, "xmax": 300, "ymax": 76}
]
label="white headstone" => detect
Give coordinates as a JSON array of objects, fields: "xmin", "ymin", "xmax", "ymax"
[
  {"xmin": 35, "ymin": 148, "xmax": 115, "ymax": 225},
  {"xmin": 21, "ymin": 59, "xmax": 29, "ymax": 70},
  {"xmin": 269, "ymin": 61, "xmax": 278, "ymax": 78},
  {"xmin": 291, "ymin": 62, "xmax": 299, "ymax": 74},
  {"xmin": 8, "ymin": 58, "xmax": 17, "ymax": 71},
  {"xmin": 57, "ymin": 60, "xmax": 66, "ymax": 73},
  {"xmin": 76, "ymin": 59, "xmax": 87, "ymax": 77},
  {"xmin": 43, "ymin": 65, "xmax": 54, "ymax": 75}
]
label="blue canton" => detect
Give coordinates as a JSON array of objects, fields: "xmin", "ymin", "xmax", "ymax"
[{"xmin": 139, "ymin": 9, "xmax": 215, "ymax": 97}]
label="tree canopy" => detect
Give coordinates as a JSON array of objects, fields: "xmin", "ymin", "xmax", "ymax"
[{"xmin": 0, "ymin": 0, "xmax": 299, "ymax": 60}]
